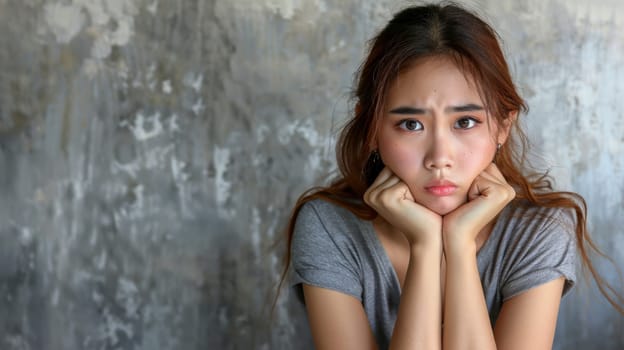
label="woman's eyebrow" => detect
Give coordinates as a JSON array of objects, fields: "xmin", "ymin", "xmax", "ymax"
[
  {"xmin": 448, "ymin": 104, "xmax": 484, "ymax": 112},
  {"xmin": 388, "ymin": 104, "xmax": 484, "ymax": 115},
  {"xmin": 388, "ymin": 106, "xmax": 426, "ymax": 114}
]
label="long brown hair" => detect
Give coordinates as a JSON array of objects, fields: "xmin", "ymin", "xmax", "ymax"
[{"xmin": 276, "ymin": 2, "xmax": 623, "ymax": 314}]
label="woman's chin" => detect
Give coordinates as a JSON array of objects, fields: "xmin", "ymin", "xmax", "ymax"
[
  {"xmin": 430, "ymin": 205, "xmax": 456, "ymax": 216},
  {"xmin": 419, "ymin": 198, "xmax": 463, "ymax": 216}
]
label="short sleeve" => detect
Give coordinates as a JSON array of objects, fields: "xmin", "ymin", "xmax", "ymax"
[
  {"xmin": 289, "ymin": 201, "xmax": 362, "ymax": 301},
  {"xmin": 501, "ymin": 208, "xmax": 578, "ymax": 301}
]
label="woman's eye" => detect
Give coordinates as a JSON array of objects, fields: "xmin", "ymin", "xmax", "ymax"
[
  {"xmin": 454, "ymin": 117, "xmax": 479, "ymax": 129},
  {"xmin": 398, "ymin": 119, "xmax": 423, "ymax": 131}
]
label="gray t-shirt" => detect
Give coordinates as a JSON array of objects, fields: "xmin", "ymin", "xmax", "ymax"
[{"xmin": 290, "ymin": 198, "xmax": 577, "ymax": 349}]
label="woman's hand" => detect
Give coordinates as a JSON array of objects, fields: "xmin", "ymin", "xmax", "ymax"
[
  {"xmin": 442, "ymin": 163, "xmax": 515, "ymax": 254},
  {"xmin": 364, "ymin": 167, "xmax": 443, "ymax": 248}
]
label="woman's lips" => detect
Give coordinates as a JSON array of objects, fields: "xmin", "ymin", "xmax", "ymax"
[{"xmin": 425, "ymin": 180, "xmax": 458, "ymax": 196}]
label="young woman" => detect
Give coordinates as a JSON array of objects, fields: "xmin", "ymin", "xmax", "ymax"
[{"xmin": 280, "ymin": 3, "xmax": 623, "ymax": 349}]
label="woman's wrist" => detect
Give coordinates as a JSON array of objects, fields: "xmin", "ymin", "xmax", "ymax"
[
  {"xmin": 444, "ymin": 245, "xmax": 478, "ymax": 267},
  {"xmin": 408, "ymin": 237, "xmax": 443, "ymax": 257},
  {"xmin": 442, "ymin": 234, "xmax": 478, "ymax": 260}
]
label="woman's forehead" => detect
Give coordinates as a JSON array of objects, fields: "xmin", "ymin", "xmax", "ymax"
[{"xmin": 387, "ymin": 58, "xmax": 482, "ymax": 105}]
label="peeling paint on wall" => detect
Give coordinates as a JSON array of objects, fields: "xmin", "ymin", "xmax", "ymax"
[{"xmin": 42, "ymin": 3, "xmax": 86, "ymax": 43}]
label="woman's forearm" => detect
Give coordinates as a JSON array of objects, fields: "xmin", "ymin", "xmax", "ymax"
[
  {"xmin": 389, "ymin": 243, "xmax": 442, "ymax": 350},
  {"xmin": 443, "ymin": 246, "xmax": 496, "ymax": 350}
]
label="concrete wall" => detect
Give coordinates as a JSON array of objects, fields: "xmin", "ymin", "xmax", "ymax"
[{"xmin": 0, "ymin": 0, "xmax": 622, "ymax": 349}]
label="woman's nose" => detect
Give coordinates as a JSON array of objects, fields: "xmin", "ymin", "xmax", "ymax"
[{"xmin": 424, "ymin": 134, "xmax": 454, "ymax": 170}]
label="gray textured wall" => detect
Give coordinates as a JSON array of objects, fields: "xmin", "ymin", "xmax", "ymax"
[{"xmin": 0, "ymin": 0, "xmax": 622, "ymax": 349}]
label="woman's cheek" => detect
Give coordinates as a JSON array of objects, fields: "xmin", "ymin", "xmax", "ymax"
[{"xmin": 380, "ymin": 144, "xmax": 421, "ymax": 179}]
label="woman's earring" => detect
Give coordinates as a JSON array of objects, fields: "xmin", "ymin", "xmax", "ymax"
[
  {"xmin": 371, "ymin": 150, "xmax": 381, "ymax": 165},
  {"xmin": 493, "ymin": 143, "xmax": 502, "ymax": 163}
]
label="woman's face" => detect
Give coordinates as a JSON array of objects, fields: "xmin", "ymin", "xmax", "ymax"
[{"xmin": 375, "ymin": 57, "xmax": 508, "ymax": 215}]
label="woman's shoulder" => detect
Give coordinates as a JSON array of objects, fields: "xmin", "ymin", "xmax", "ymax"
[
  {"xmin": 489, "ymin": 201, "xmax": 579, "ymax": 301},
  {"xmin": 298, "ymin": 198, "xmax": 365, "ymax": 225},
  {"xmin": 294, "ymin": 197, "xmax": 371, "ymax": 245},
  {"xmin": 505, "ymin": 199, "xmax": 575, "ymax": 224},
  {"xmin": 499, "ymin": 199, "xmax": 577, "ymax": 240}
]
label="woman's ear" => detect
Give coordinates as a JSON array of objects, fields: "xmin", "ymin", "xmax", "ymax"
[
  {"xmin": 369, "ymin": 141, "xmax": 378, "ymax": 152},
  {"xmin": 498, "ymin": 110, "xmax": 517, "ymax": 144}
]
